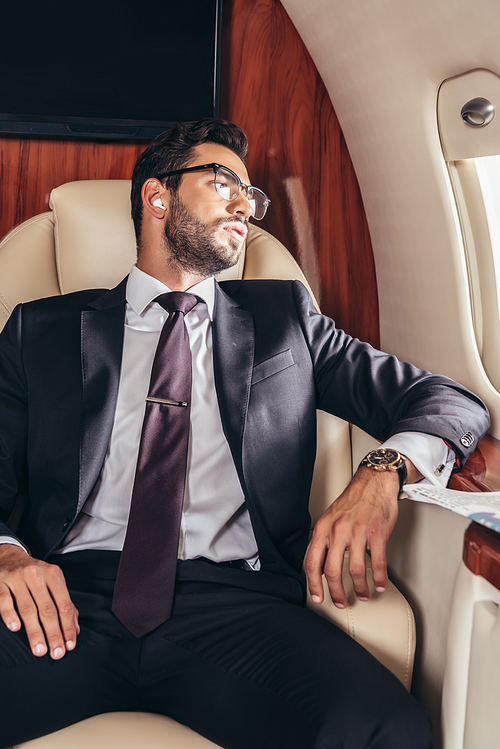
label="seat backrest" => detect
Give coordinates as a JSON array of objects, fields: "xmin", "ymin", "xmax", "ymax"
[
  {"xmin": 0, "ymin": 179, "xmax": 352, "ymax": 520},
  {"xmin": 2, "ymin": 182, "xmax": 417, "ymax": 696},
  {"xmin": 0, "ymin": 179, "xmax": 320, "ymax": 320}
]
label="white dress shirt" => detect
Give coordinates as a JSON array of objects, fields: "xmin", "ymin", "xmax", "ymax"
[
  {"xmin": 57, "ymin": 266, "xmax": 260, "ymax": 566},
  {"xmin": 3, "ymin": 267, "xmax": 454, "ymax": 556}
]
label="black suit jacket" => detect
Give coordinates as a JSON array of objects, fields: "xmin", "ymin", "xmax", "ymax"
[{"xmin": 0, "ymin": 278, "xmax": 490, "ymax": 585}]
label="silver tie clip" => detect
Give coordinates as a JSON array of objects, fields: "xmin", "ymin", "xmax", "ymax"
[{"xmin": 145, "ymin": 397, "xmax": 188, "ymax": 407}]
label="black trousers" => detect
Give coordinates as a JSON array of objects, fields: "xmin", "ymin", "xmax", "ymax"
[{"xmin": 0, "ymin": 551, "xmax": 433, "ymax": 749}]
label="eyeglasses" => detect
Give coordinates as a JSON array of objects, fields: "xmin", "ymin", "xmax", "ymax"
[{"xmin": 156, "ymin": 162, "xmax": 271, "ymax": 220}]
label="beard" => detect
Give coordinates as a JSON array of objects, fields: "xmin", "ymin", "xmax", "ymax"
[{"xmin": 162, "ymin": 193, "xmax": 246, "ymax": 278}]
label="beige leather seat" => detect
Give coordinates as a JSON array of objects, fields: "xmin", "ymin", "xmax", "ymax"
[{"xmin": 0, "ymin": 180, "xmax": 416, "ymax": 748}]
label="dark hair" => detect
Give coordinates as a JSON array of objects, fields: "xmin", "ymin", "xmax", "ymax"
[{"xmin": 130, "ymin": 119, "xmax": 249, "ymax": 244}]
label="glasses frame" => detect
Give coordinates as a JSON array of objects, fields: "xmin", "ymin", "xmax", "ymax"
[{"xmin": 156, "ymin": 162, "xmax": 271, "ymax": 220}]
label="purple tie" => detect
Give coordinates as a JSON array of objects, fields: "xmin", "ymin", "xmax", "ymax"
[{"xmin": 112, "ymin": 291, "xmax": 199, "ymax": 637}]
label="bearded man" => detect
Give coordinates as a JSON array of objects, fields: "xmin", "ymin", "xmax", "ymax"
[{"xmin": 0, "ymin": 120, "xmax": 489, "ymax": 748}]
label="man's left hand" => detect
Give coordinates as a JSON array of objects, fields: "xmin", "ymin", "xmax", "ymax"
[{"xmin": 305, "ymin": 460, "xmax": 418, "ymax": 609}]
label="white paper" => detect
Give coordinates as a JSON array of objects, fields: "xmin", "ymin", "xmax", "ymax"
[{"xmin": 401, "ymin": 484, "xmax": 500, "ymax": 533}]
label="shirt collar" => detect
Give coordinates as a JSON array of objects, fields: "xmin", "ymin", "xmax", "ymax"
[{"xmin": 126, "ymin": 265, "xmax": 216, "ymax": 320}]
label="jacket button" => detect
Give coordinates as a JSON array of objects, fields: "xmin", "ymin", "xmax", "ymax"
[{"xmin": 62, "ymin": 518, "xmax": 71, "ymax": 531}]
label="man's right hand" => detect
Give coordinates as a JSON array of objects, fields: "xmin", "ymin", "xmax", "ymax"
[{"xmin": 0, "ymin": 544, "xmax": 79, "ymax": 659}]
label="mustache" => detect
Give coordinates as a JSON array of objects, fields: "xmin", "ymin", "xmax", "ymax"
[{"xmin": 214, "ymin": 216, "xmax": 248, "ymax": 229}]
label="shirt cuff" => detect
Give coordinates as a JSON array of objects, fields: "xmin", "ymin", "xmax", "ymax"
[
  {"xmin": 381, "ymin": 432, "xmax": 455, "ymax": 487},
  {"xmin": 0, "ymin": 536, "xmax": 29, "ymax": 553}
]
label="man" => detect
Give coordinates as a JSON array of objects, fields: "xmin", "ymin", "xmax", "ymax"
[{"xmin": 0, "ymin": 120, "xmax": 489, "ymax": 748}]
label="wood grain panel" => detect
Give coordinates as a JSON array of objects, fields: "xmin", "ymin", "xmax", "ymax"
[
  {"xmin": 464, "ymin": 521, "xmax": 500, "ymax": 592},
  {"xmin": 449, "ymin": 433, "xmax": 500, "ymax": 492},
  {"xmin": 450, "ymin": 435, "xmax": 500, "ymax": 591},
  {"xmin": 220, "ymin": 0, "xmax": 379, "ymax": 345},
  {"xmin": 0, "ymin": 136, "xmax": 146, "ymax": 241}
]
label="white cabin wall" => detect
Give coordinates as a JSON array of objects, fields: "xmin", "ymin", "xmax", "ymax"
[
  {"xmin": 281, "ymin": 0, "xmax": 500, "ymax": 438},
  {"xmin": 280, "ymin": 2, "xmax": 500, "ymax": 745}
]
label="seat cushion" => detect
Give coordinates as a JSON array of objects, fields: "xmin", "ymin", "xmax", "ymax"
[{"xmin": 12, "ymin": 712, "xmax": 223, "ymax": 749}]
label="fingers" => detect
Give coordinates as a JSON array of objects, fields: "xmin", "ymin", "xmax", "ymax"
[
  {"xmin": 14, "ymin": 564, "xmax": 76, "ymax": 659},
  {"xmin": 304, "ymin": 537, "xmax": 328, "ymax": 605},
  {"xmin": 305, "ymin": 469, "xmax": 399, "ymax": 608},
  {"xmin": 306, "ymin": 509, "xmax": 369, "ymax": 608},
  {"xmin": 306, "ymin": 533, "xmax": 381, "ymax": 609},
  {"xmin": 346, "ymin": 521, "xmax": 390, "ymax": 600},
  {"xmin": 0, "ymin": 547, "xmax": 78, "ymax": 659},
  {"xmin": 368, "ymin": 534, "xmax": 389, "ymax": 593},
  {"xmin": 0, "ymin": 580, "xmax": 23, "ymax": 633},
  {"xmin": 306, "ymin": 511, "xmax": 352, "ymax": 608},
  {"xmin": 307, "ymin": 530, "xmax": 371, "ymax": 609},
  {"xmin": 346, "ymin": 538, "xmax": 371, "ymax": 602},
  {"xmin": 9, "ymin": 566, "xmax": 55, "ymax": 658},
  {"xmin": 45, "ymin": 565, "xmax": 80, "ymax": 654},
  {"xmin": 323, "ymin": 541, "xmax": 351, "ymax": 608}
]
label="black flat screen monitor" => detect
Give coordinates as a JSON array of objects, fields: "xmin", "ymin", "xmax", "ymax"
[{"xmin": 0, "ymin": 0, "xmax": 222, "ymax": 141}]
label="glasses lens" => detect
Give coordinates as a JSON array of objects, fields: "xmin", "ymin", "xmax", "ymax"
[
  {"xmin": 214, "ymin": 167, "xmax": 270, "ymax": 220},
  {"xmin": 214, "ymin": 167, "xmax": 239, "ymax": 201},
  {"xmin": 247, "ymin": 187, "xmax": 270, "ymax": 220}
]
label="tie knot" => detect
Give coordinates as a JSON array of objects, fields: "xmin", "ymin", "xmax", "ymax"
[{"xmin": 156, "ymin": 291, "xmax": 200, "ymax": 316}]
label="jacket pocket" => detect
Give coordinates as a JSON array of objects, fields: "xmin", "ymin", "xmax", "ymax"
[{"xmin": 251, "ymin": 349, "xmax": 295, "ymax": 385}]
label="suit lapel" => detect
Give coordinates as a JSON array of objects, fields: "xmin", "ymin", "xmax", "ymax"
[
  {"xmin": 78, "ymin": 278, "xmax": 127, "ymax": 512},
  {"xmin": 212, "ymin": 283, "xmax": 254, "ymax": 466},
  {"xmin": 212, "ymin": 283, "xmax": 289, "ymax": 571}
]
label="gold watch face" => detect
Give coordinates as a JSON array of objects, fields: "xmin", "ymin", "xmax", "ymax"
[{"xmin": 366, "ymin": 448, "xmax": 401, "ymax": 468}]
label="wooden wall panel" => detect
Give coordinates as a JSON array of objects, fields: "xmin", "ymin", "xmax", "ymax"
[
  {"xmin": 0, "ymin": 137, "xmax": 146, "ymax": 239},
  {"xmin": 220, "ymin": 0, "xmax": 379, "ymax": 346},
  {"xmin": 0, "ymin": 0, "xmax": 379, "ymax": 346},
  {"xmin": 464, "ymin": 521, "xmax": 500, "ymax": 592},
  {"xmin": 449, "ymin": 433, "xmax": 500, "ymax": 492}
]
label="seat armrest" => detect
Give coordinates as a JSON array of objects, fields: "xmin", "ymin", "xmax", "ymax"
[{"xmin": 306, "ymin": 550, "xmax": 416, "ymax": 690}]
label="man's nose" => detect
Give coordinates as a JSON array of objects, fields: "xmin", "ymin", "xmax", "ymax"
[{"xmin": 228, "ymin": 188, "xmax": 253, "ymax": 220}]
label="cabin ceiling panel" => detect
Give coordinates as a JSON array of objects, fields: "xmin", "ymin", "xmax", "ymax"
[{"xmin": 281, "ymin": 0, "xmax": 500, "ymax": 435}]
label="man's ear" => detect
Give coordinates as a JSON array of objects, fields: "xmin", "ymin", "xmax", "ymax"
[{"xmin": 142, "ymin": 179, "xmax": 170, "ymax": 219}]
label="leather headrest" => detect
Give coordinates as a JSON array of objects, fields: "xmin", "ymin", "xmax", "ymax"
[{"xmin": 49, "ymin": 180, "xmax": 246, "ymax": 294}]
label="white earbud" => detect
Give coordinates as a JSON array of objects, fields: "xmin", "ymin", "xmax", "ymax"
[{"xmin": 153, "ymin": 198, "xmax": 166, "ymax": 210}]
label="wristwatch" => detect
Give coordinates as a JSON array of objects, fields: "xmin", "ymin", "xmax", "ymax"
[{"xmin": 359, "ymin": 448, "xmax": 408, "ymax": 490}]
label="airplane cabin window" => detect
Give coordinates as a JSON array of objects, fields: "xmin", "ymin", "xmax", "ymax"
[
  {"xmin": 474, "ymin": 155, "xmax": 500, "ymax": 339},
  {"xmin": 447, "ymin": 156, "xmax": 500, "ymax": 390},
  {"xmin": 438, "ymin": 69, "xmax": 500, "ymax": 392},
  {"xmin": 475, "ymin": 155, "xmax": 500, "ymax": 268}
]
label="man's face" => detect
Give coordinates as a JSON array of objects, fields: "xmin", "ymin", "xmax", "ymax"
[{"xmin": 162, "ymin": 143, "xmax": 253, "ymax": 278}]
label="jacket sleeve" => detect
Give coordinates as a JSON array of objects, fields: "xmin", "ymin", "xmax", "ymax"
[
  {"xmin": 0, "ymin": 305, "xmax": 29, "ymax": 545},
  {"xmin": 291, "ymin": 280, "xmax": 490, "ymax": 466}
]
